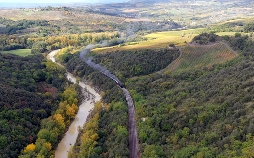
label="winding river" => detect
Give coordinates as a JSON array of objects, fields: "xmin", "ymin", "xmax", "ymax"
[{"xmin": 47, "ymin": 50, "xmax": 101, "ymax": 158}]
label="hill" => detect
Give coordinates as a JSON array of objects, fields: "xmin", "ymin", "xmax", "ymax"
[
  {"xmin": 123, "ymin": 34, "xmax": 254, "ymax": 157},
  {"xmin": 166, "ymin": 42, "xmax": 238, "ymax": 73}
]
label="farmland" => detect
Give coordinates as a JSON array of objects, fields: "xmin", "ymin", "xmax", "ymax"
[
  {"xmin": 93, "ymin": 28, "xmax": 205, "ymax": 53},
  {"xmin": 93, "ymin": 29, "xmax": 237, "ymax": 54},
  {"xmin": 165, "ymin": 42, "xmax": 238, "ymax": 73}
]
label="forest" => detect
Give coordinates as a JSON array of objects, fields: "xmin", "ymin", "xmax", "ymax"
[
  {"xmin": 0, "ymin": 53, "xmax": 82, "ymax": 157},
  {"xmin": 1, "ymin": 1, "xmax": 254, "ymax": 158}
]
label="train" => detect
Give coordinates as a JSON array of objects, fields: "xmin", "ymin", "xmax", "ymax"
[
  {"xmin": 115, "ymin": 80, "xmax": 124, "ymax": 88},
  {"xmin": 111, "ymin": 77, "xmax": 124, "ymax": 88},
  {"xmin": 101, "ymin": 71, "xmax": 124, "ymax": 88}
]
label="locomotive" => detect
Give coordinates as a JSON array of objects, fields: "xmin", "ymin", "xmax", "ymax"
[
  {"xmin": 112, "ymin": 78, "xmax": 124, "ymax": 88},
  {"xmin": 101, "ymin": 71, "xmax": 124, "ymax": 88}
]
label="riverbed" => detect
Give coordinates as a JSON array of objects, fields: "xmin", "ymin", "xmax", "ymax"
[{"xmin": 47, "ymin": 50, "xmax": 101, "ymax": 158}]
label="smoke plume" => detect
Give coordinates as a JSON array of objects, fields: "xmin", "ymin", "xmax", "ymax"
[{"xmin": 80, "ymin": 44, "xmax": 123, "ymax": 86}]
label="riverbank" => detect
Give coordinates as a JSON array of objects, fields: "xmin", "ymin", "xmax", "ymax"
[{"xmin": 47, "ymin": 50, "xmax": 101, "ymax": 158}]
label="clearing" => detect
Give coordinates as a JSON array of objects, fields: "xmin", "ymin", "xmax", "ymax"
[{"xmin": 1, "ymin": 49, "xmax": 32, "ymax": 56}]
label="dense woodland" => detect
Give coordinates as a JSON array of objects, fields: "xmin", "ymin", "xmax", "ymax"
[
  {"xmin": 93, "ymin": 48, "xmax": 180, "ymax": 79},
  {"xmin": 120, "ymin": 34, "xmax": 254, "ymax": 157},
  {"xmin": 1, "ymin": 4, "xmax": 254, "ymax": 158},
  {"xmin": 0, "ymin": 53, "xmax": 80, "ymax": 157}
]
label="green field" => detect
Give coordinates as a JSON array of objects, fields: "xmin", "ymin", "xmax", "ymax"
[
  {"xmin": 165, "ymin": 42, "xmax": 237, "ymax": 74},
  {"xmin": 1, "ymin": 49, "xmax": 32, "ymax": 56}
]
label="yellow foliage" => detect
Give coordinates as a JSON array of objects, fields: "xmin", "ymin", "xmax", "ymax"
[
  {"xmin": 24, "ymin": 143, "xmax": 36, "ymax": 152},
  {"xmin": 53, "ymin": 113, "xmax": 65, "ymax": 129},
  {"xmin": 66, "ymin": 107, "xmax": 76, "ymax": 119},
  {"xmin": 94, "ymin": 101, "xmax": 102, "ymax": 112},
  {"xmin": 73, "ymin": 98, "xmax": 78, "ymax": 104},
  {"xmin": 90, "ymin": 133, "xmax": 99, "ymax": 141},
  {"xmin": 44, "ymin": 142, "xmax": 52, "ymax": 151},
  {"xmin": 71, "ymin": 103, "xmax": 78, "ymax": 112}
]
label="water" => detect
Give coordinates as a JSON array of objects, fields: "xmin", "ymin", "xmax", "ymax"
[{"xmin": 47, "ymin": 50, "xmax": 101, "ymax": 158}]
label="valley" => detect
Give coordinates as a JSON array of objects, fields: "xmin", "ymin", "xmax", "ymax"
[{"xmin": 1, "ymin": 0, "xmax": 254, "ymax": 158}]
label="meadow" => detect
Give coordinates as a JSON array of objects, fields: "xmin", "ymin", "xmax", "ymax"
[{"xmin": 2, "ymin": 49, "xmax": 32, "ymax": 56}]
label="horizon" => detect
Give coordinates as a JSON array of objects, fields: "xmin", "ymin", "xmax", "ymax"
[{"xmin": 0, "ymin": 0, "xmax": 129, "ymax": 4}]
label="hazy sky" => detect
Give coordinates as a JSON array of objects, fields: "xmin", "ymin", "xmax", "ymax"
[
  {"xmin": 0, "ymin": 0, "xmax": 127, "ymax": 3},
  {"xmin": 0, "ymin": 0, "xmax": 88, "ymax": 3}
]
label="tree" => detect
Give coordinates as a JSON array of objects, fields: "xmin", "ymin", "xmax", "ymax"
[
  {"xmin": 24, "ymin": 143, "xmax": 36, "ymax": 153},
  {"xmin": 31, "ymin": 41, "xmax": 47, "ymax": 54}
]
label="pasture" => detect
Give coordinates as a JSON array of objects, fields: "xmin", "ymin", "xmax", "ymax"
[{"xmin": 1, "ymin": 49, "xmax": 32, "ymax": 56}]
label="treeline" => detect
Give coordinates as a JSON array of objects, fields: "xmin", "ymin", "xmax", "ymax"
[
  {"xmin": 244, "ymin": 22, "xmax": 254, "ymax": 33},
  {"xmin": 208, "ymin": 21, "xmax": 254, "ymax": 34},
  {"xmin": 93, "ymin": 48, "xmax": 180, "ymax": 78},
  {"xmin": 0, "ymin": 31, "xmax": 119, "ymax": 52},
  {"xmin": 0, "ymin": 17, "xmax": 49, "ymax": 35},
  {"xmin": 222, "ymin": 32, "xmax": 254, "ymax": 56},
  {"xmin": 192, "ymin": 32, "xmax": 220, "ymax": 45},
  {"xmin": 58, "ymin": 53, "xmax": 130, "ymax": 157},
  {"xmin": 208, "ymin": 22, "xmax": 244, "ymax": 32},
  {"xmin": 0, "ymin": 53, "xmax": 72, "ymax": 157}
]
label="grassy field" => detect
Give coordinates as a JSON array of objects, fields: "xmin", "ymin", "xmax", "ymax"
[
  {"xmin": 93, "ymin": 29, "xmax": 237, "ymax": 54},
  {"xmin": 165, "ymin": 42, "xmax": 237, "ymax": 74},
  {"xmin": 1, "ymin": 49, "xmax": 32, "ymax": 56},
  {"xmin": 93, "ymin": 28, "xmax": 206, "ymax": 53}
]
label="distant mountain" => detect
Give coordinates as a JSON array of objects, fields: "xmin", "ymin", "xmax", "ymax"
[{"xmin": 0, "ymin": 0, "xmax": 130, "ymax": 8}]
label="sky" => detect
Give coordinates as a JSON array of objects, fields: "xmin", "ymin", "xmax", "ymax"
[
  {"xmin": 0, "ymin": 0, "xmax": 128, "ymax": 3},
  {"xmin": 0, "ymin": 0, "xmax": 89, "ymax": 3}
]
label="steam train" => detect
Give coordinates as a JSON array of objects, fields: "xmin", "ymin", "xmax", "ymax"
[
  {"xmin": 101, "ymin": 71, "xmax": 124, "ymax": 88},
  {"xmin": 113, "ymin": 79, "xmax": 124, "ymax": 88}
]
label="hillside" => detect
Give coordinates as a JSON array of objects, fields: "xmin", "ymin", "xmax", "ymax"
[
  {"xmin": 166, "ymin": 42, "xmax": 238, "ymax": 73},
  {"xmin": 0, "ymin": 53, "xmax": 67, "ymax": 157},
  {"xmin": 86, "ymin": 31, "xmax": 254, "ymax": 157},
  {"xmin": 123, "ymin": 35, "xmax": 254, "ymax": 157}
]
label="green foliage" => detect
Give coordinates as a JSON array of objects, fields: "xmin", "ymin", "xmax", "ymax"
[
  {"xmin": 19, "ymin": 84, "xmax": 80, "ymax": 158},
  {"xmin": 223, "ymin": 33, "xmax": 254, "ymax": 56},
  {"xmin": 244, "ymin": 22, "xmax": 254, "ymax": 33},
  {"xmin": 57, "ymin": 51, "xmax": 130, "ymax": 157},
  {"xmin": 0, "ymin": 53, "xmax": 68, "ymax": 158},
  {"xmin": 31, "ymin": 41, "xmax": 47, "ymax": 54},
  {"xmin": 192, "ymin": 32, "xmax": 220, "ymax": 45},
  {"xmin": 93, "ymin": 48, "xmax": 180, "ymax": 78},
  {"xmin": 126, "ymin": 55, "xmax": 254, "ymax": 157},
  {"xmin": 141, "ymin": 145, "xmax": 164, "ymax": 158}
]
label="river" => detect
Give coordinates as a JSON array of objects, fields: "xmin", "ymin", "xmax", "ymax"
[{"xmin": 47, "ymin": 50, "xmax": 101, "ymax": 158}]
